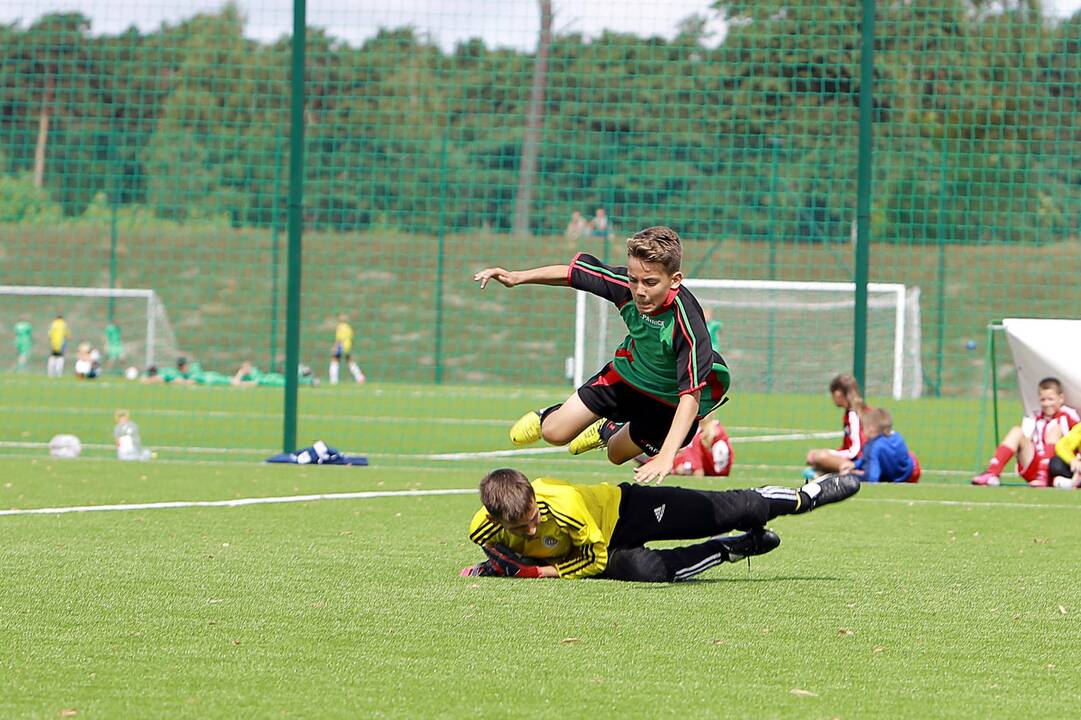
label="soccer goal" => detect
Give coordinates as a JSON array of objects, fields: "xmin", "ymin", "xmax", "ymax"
[
  {"xmin": 573, "ymin": 279, "xmax": 923, "ymax": 400},
  {"xmin": 0, "ymin": 285, "xmax": 181, "ymax": 371}
]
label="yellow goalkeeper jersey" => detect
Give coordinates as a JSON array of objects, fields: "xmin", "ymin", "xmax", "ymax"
[
  {"xmin": 1057, "ymin": 423, "xmax": 1081, "ymax": 463},
  {"xmin": 468, "ymin": 478, "xmax": 622, "ymax": 579},
  {"xmin": 48, "ymin": 317, "xmax": 70, "ymax": 352},
  {"xmin": 335, "ymin": 321, "xmax": 354, "ymax": 353}
]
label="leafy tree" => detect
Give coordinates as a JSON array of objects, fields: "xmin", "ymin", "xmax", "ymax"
[{"xmin": 0, "ymin": 1, "xmax": 1074, "ymax": 245}]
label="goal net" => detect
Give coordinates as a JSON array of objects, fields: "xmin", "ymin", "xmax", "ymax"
[
  {"xmin": 0, "ymin": 285, "xmax": 182, "ymax": 372},
  {"xmin": 573, "ymin": 279, "xmax": 923, "ymax": 400},
  {"xmin": 1002, "ymin": 318, "xmax": 1081, "ymax": 414}
]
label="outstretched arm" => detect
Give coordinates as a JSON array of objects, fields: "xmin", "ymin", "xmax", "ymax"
[
  {"xmin": 634, "ymin": 391, "xmax": 700, "ymax": 485},
  {"xmin": 474, "ymin": 264, "xmax": 570, "ymax": 289}
]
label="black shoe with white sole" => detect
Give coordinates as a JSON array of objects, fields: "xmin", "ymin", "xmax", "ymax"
[
  {"xmin": 800, "ymin": 472, "xmax": 860, "ymax": 511},
  {"xmin": 715, "ymin": 527, "xmax": 781, "ymax": 563}
]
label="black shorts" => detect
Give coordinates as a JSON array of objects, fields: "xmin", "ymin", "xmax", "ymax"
[
  {"xmin": 1049, "ymin": 456, "xmax": 1073, "ymax": 480},
  {"xmin": 609, "ymin": 483, "xmax": 770, "ymax": 548},
  {"xmin": 576, "ymin": 364, "xmax": 698, "ymax": 456}
]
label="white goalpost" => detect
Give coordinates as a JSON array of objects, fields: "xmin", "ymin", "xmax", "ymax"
[
  {"xmin": 0, "ymin": 285, "xmax": 181, "ymax": 370},
  {"xmin": 573, "ymin": 279, "xmax": 923, "ymax": 400}
]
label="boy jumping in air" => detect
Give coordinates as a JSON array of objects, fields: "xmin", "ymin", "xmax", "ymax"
[
  {"xmin": 474, "ymin": 226, "xmax": 727, "ymax": 485},
  {"xmin": 461, "ymin": 467, "xmax": 860, "ymax": 581}
]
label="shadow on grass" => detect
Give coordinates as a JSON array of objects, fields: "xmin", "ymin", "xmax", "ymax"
[
  {"xmin": 583, "ymin": 574, "xmax": 842, "ymax": 587},
  {"xmin": 690, "ymin": 574, "xmax": 842, "ymax": 584}
]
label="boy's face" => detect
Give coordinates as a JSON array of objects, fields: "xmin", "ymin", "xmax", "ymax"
[
  {"xmin": 865, "ymin": 422, "xmax": 881, "ymax": 440},
  {"xmin": 1038, "ymin": 387, "xmax": 1064, "ymax": 417},
  {"xmin": 491, "ymin": 502, "xmax": 541, "ymax": 539},
  {"xmin": 831, "ymin": 389, "xmax": 847, "ymax": 407},
  {"xmin": 626, "ymin": 255, "xmax": 681, "ymax": 314}
]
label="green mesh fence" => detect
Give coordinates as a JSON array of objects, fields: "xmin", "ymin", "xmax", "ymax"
[{"xmin": 0, "ymin": 1, "xmax": 1078, "ymax": 473}]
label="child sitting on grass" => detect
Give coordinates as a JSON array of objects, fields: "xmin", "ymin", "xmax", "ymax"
[
  {"xmin": 972, "ymin": 377, "xmax": 1079, "ymax": 487},
  {"xmin": 114, "ymin": 409, "xmax": 154, "ymax": 462},
  {"xmin": 805, "ymin": 373, "xmax": 867, "ymax": 476},
  {"xmin": 669, "ymin": 413, "xmax": 733, "ymax": 477},
  {"xmin": 840, "ymin": 407, "xmax": 919, "ymax": 483}
]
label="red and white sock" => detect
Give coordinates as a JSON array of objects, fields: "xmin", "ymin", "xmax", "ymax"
[{"xmin": 985, "ymin": 444, "xmax": 1014, "ymax": 476}]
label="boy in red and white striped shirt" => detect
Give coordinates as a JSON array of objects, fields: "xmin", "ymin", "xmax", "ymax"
[{"xmin": 973, "ymin": 377, "xmax": 1080, "ymax": 487}]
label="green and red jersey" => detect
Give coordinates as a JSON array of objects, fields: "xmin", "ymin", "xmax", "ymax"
[{"xmin": 568, "ymin": 252, "xmax": 729, "ymax": 416}]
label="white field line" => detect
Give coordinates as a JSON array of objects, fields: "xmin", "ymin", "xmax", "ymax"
[
  {"xmin": 859, "ymin": 497, "xmax": 1081, "ymax": 511},
  {"xmin": 423, "ymin": 432, "xmax": 837, "ymax": 460},
  {"xmin": 0, "ymin": 488, "xmax": 476, "ymax": 517},
  {"xmin": 0, "ymin": 403, "xmax": 832, "ymax": 436},
  {"xmin": 727, "ymin": 431, "xmax": 837, "ymax": 444},
  {"xmin": 2, "ymin": 486, "xmax": 1078, "ymax": 519},
  {"xmin": 9, "ymin": 445, "xmax": 979, "ymax": 477},
  {"xmin": 0, "ymin": 441, "xmax": 575, "ymax": 460},
  {"xmin": 0, "ymin": 378, "xmax": 829, "ymax": 409},
  {"xmin": 0, "ymin": 440, "xmax": 277, "ymax": 454},
  {"xmin": 0, "ymin": 430, "xmax": 839, "ymax": 461},
  {"xmin": 0, "ymin": 452, "xmax": 509, "ymax": 476}
]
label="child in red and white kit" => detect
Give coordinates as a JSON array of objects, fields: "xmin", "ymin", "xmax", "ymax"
[
  {"xmin": 806, "ymin": 374, "xmax": 867, "ymax": 475},
  {"xmin": 973, "ymin": 377, "xmax": 1079, "ymax": 487},
  {"xmin": 671, "ymin": 415, "xmax": 733, "ymax": 477}
]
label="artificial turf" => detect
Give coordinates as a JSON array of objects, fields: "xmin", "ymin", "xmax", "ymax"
[{"xmin": 2, "ymin": 374, "xmax": 1078, "ymax": 718}]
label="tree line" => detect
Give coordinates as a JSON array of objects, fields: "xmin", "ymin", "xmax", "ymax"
[{"xmin": 0, "ymin": 0, "xmax": 1077, "ymax": 245}]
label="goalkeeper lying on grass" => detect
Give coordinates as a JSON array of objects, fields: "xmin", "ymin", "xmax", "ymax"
[{"xmin": 461, "ymin": 467, "xmax": 859, "ymax": 582}]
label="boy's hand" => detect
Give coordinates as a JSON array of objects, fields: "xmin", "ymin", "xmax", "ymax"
[
  {"xmin": 474, "ymin": 267, "xmax": 517, "ymax": 289},
  {"xmin": 482, "ymin": 543, "xmax": 545, "ymax": 578},
  {"xmin": 634, "ymin": 455, "xmax": 673, "ymax": 485},
  {"xmin": 459, "ymin": 561, "xmax": 501, "ymax": 577}
]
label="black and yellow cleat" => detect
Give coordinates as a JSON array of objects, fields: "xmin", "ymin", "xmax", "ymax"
[
  {"xmin": 509, "ymin": 410, "xmax": 543, "ymax": 446},
  {"xmin": 568, "ymin": 419, "xmax": 606, "ymax": 455}
]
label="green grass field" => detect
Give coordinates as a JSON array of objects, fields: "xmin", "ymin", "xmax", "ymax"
[{"xmin": 3, "ymin": 374, "xmax": 1079, "ymax": 718}]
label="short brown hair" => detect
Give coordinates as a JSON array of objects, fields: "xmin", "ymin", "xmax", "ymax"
[
  {"xmin": 480, "ymin": 468, "xmax": 535, "ymax": 521},
  {"xmin": 864, "ymin": 407, "xmax": 893, "ymax": 434},
  {"xmin": 1038, "ymin": 377, "xmax": 1063, "ymax": 394},
  {"xmin": 626, "ymin": 226, "xmax": 682, "ymax": 275}
]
